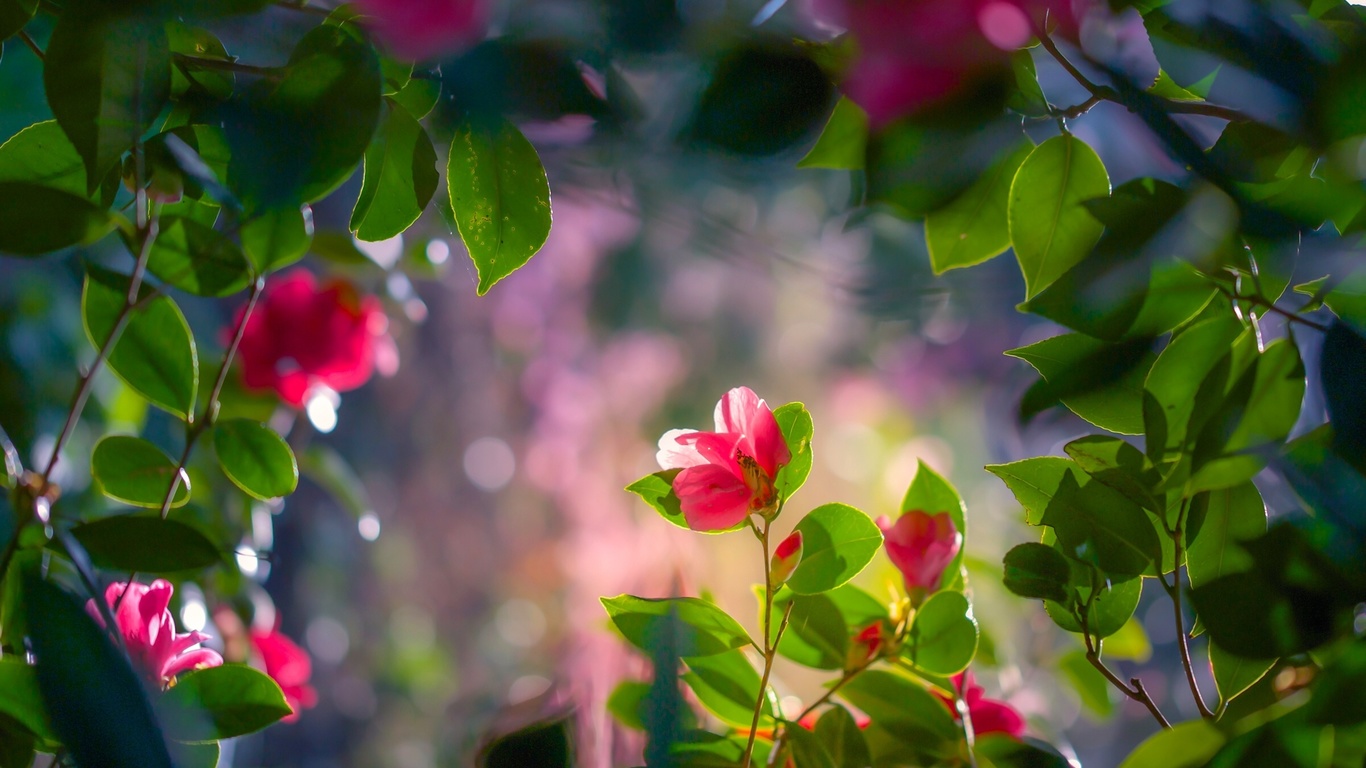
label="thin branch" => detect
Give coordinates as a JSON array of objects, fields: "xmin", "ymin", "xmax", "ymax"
[
  {"xmin": 18, "ymin": 30, "xmax": 43, "ymax": 61},
  {"xmin": 1218, "ymin": 286, "xmax": 1330, "ymax": 332},
  {"xmin": 172, "ymin": 53, "xmax": 280, "ymax": 79},
  {"xmin": 742, "ymin": 522, "xmax": 778, "ymax": 768},
  {"xmin": 1165, "ymin": 504, "xmax": 1215, "ymax": 719},
  {"xmin": 795, "ymin": 657, "xmax": 875, "ymax": 724},
  {"xmin": 1082, "ymin": 613, "xmax": 1172, "ymax": 729}
]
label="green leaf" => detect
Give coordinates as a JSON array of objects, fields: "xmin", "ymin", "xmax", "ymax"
[
  {"xmin": 167, "ymin": 22, "xmax": 233, "ymax": 100},
  {"xmin": 223, "ymin": 23, "xmax": 381, "ymax": 211},
  {"xmin": 0, "ymin": 182, "xmax": 113, "ymax": 256},
  {"xmin": 1320, "ymin": 321, "xmax": 1366, "ymax": 461},
  {"xmin": 447, "ymin": 117, "xmax": 553, "ymax": 295},
  {"xmin": 606, "ymin": 680, "xmax": 650, "ymax": 731},
  {"xmin": 0, "ymin": 0, "xmax": 36, "ymax": 43},
  {"xmin": 681, "ymin": 649, "xmax": 771, "ymax": 728},
  {"xmin": 838, "ymin": 670, "xmax": 959, "ymax": 745},
  {"xmin": 159, "ymin": 665, "xmax": 292, "ymax": 742},
  {"xmin": 241, "ymin": 206, "xmax": 314, "ymax": 273},
  {"xmin": 1002, "ymin": 542, "xmax": 1072, "ymax": 602},
  {"xmin": 906, "ymin": 590, "xmax": 978, "ymax": 675},
  {"xmin": 65, "ymin": 514, "xmax": 220, "ymax": 572},
  {"xmin": 797, "ymin": 96, "xmax": 868, "ymax": 170},
  {"xmin": 1116, "ymin": 720, "xmax": 1225, "ymax": 768},
  {"xmin": 785, "ymin": 725, "xmax": 837, "ymax": 768},
  {"xmin": 146, "ymin": 214, "xmax": 253, "ymax": 297},
  {"xmin": 771, "ymin": 591, "xmax": 848, "ymax": 670},
  {"xmin": 0, "ymin": 712, "xmax": 36, "ymax": 768},
  {"xmin": 925, "ymin": 140, "xmax": 1032, "ymax": 273},
  {"xmin": 626, "ymin": 469, "xmax": 690, "ymax": 530},
  {"xmin": 1143, "ymin": 315, "xmax": 1244, "ymax": 462},
  {"xmin": 91, "ymin": 436, "xmax": 190, "ymax": 509},
  {"xmin": 601, "ymin": 595, "xmax": 753, "ymax": 657},
  {"xmin": 814, "ymin": 705, "xmax": 873, "ymax": 768},
  {"xmin": 43, "ymin": 9, "xmax": 171, "ymax": 189},
  {"xmin": 1058, "ymin": 650, "xmax": 1115, "ymax": 718},
  {"xmin": 1184, "ymin": 482, "xmax": 1265, "ymax": 589},
  {"xmin": 773, "ymin": 401, "xmax": 813, "ymax": 500},
  {"xmin": 1103, "ymin": 616, "xmax": 1152, "ymax": 662},
  {"xmin": 22, "ymin": 569, "xmax": 175, "ymax": 768},
  {"xmin": 786, "ymin": 503, "xmax": 883, "ymax": 595},
  {"xmin": 1008, "ymin": 333, "xmax": 1154, "ymax": 434},
  {"xmin": 1007, "ymin": 50, "xmax": 1050, "ymax": 116},
  {"xmin": 1009, "ymin": 134, "xmax": 1110, "ymax": 299},
  {"xmin": 986, "ymin": 457, "xmax": 1087, "ymax": 525},
  {"xmin": 1148, "ymin": 69, "xmax": 1203, "ymax": 101},
  {"xmin": 1041, "ymin": 471, "xmax": 1160, "ymax": 578},
  {"xmin": 82, "ymin": 266, "xmax": 199, "ymax": 419},
  {"xmin": 390, "ymin": 77, "xmax": 441, "ymax": 120},
  {"xmin": 1064, "ymin": 435, "xmax": 1162, "ymax": 513},
  {"xmin": 0, "ymin": 120, "xmax": 93, "ymax": 198},
  {"xmin": 1208, "ymin": 641, "xmax": 1275, "ymax": 709},
  {"xmin": 351, "ymin": 104, "xmax": 438, "ymax": 242},
  {"xmin": 0, "ymin": 659, "xmax": 56, "ymax": 743},
  {"xmin": 213, "ymin": 419, "xmax": 299, "ymax": 500},
  {"xmin": 1044, "ymin": 567, "xmax": 1143, "ymax": 639},
  {"xmin": 975, "ymin": 735, "xmax": 1072, "ymax": 768},
  {"xmin": 169, "ymin": 741, "xmax": 220, "ymax": 768},
  {"xmin": 901, "ymin": 461, "xmax": 968, "ymax": 585}
]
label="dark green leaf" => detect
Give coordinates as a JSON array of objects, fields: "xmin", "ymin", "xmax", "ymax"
[
  {"xmin": 1008, "ymin": 333, "xmax": 1154, "ymax": 434},
  {"xmin": 787, "ymin": 503, "xmax": 883, "ymax": 595},
  {"xmin": 241, "ymin": 206, "xmax": 313, "ymax": 273},
  {"xmin": 986, "ymin": 457, "xmax": 1087, "ymax": 525},
  {"xmin": 975, "ymin": 735, "xmax": 1073, "ymax": 768},
  {"xmin": 601, "ymin": 594, "xmax": 752, "ymax": 657},
  {"xmin": 82, "ymin": 267, "xmax": 198, "ymax": 419},
  {"xmin": 0, "ymin": 712, "xmax": 36, "ymax": 768},
  {"xmin": 814, "ymin": 705, "xmax": 872, "ymax": 768},
  {"xmin": 170, "ymin": 741, "xmax": 221, "ymax": 768},
  {"xmin": 213, "ymin": 419, "xmax": 298, "ymax": 500},
  {"xmin": 1208, "ymin": 641, "xmax": 1275, "ymax": 709},
  {"xmin": 1184, "ymin": 482, "xmax": 1265, "ymax": 589},
  {"xmin": 146, "ymin": 214, "xmax": 252, "ymax": 296},
  {"xmin": 797, "ymin": 96, "xmax": 868, "ymax": 170},
  {"xmin": 771, "ymin": 591, "xmax": 847, "ymax": 670},
  {"xmin": 773, "ymin": 401, "xmax": 813, "ymax": 500},
  {"xmin": 1116, "ymin": 720, "xmax": 1224, "ymax": 768},
  {"xmin": 159, "ymin": 664, "xmax": 292, "ymax": 741},
  {"xmin": 1064, "ymin": 435, "xmax": 1161, "ymax": 513},
  {"xmin": 65, "ymin": 514, "xmax": 220, "ymax": 572},
  {"xmin": 0, "ymin": 0, "xmax": 36, "ymax": 43},
  {"xmin": 22, "ymin": 569, "xmax": 175, "ymax": 768},
  {"xmin": 0, "ymin": 182, "xmax": 112, "ymax": 256},
  {"xmin": 1322, "ymin": 321, "xmax": 1366, "ymax": 461},
  {"xmin": 785, "ymin": 724, "xmax": 837, "ymax": 768},
  {"xmin": 906, "ymin": 590, "xmax": 978, "ymax": 675},
  {"xmin": 681, "ymin": 648, "xmax": 770, "ymax": 728},
  {"xmin": 1143, "ymin": 315, "xmax": 1244, "ymax": 462},
  {"xmin": 481, "ymin": 719, "xmax": 574, "ymax": 768},
  {"xmin": 626, "ymin": 469, "xmax": 689, "ymax": 531},
  {"xmin": 0, "ymin": 658, "xmax": 56, "ymax": 742},
  {"xmin": 1008, "ymin": 50, "xmax": 1049, "ymax": 116},
  {"xmin": 351, "ymin": 104, "xmax": 438, "ymax": 242},
  {"xmin": 43, "ymin": 9, "xmax": 171, "ymax": 189},
  {"xmin": 838, "ymin": 670, "xmax": 959, "ymax": 745},
  {"xmin": 925, "ymin": 140, "xmax": 1032, "ymax": 274},
  {"xmin": 1303, "ymin": 639, "xmax": 1366, "ymax": 727},
  {"xmin": 167, "ymin": 22, "xmax": 233, "ymax": 100},
  {"xmin": 1002, "ymin": 542, "xmax": 1072, "ymax": 602},
  {"xmin": 1043, "ymin": 571, "xmax": 1142, "ymax": 639},
  {"xmin": 0, "ymin": 120, "xmax": 92, "ymax": 197},
  {"xmin": 91, "ymin": 436, "xmax": 190, "ymax": 509},
  {"xmin": 1041, "ymin": 471, "xmax": 1160, "ymax": 578},
  {"xmin": 1008, "ymin": 134, "xmax": 1110, "ymax": 299},
  {"xmin": 447, "ymin": 117, "xmax": 552, "ymax": 295},
  {"xmin": 686, "ymin": 42, "xmax": 833, "ymax": 157},
  {"xmin": 390, "ymin": 77, "xmax": 441, "ymax": 120}
]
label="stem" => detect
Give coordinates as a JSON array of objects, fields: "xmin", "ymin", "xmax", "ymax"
[
  {"xmin": 172, "ymin": 53, "xmax": 280, "ymax": 78},
  {"xmin": 1166, "ymin": 506, "xmax": 1215, "ymax": 719},
  {"xmin": 1082, "ymin": 616, "xmax": 1171, "ymax": 728},
  {"xmin": 955, "ymin": 674, "xmax": 979, "ymax": 768},
  {"xmin": 18, "ymin": 30, "xmax": 43, "ymax": 61},
  {"xmin": 1218, "ymin": 287, "xmax": 1329, "ymax": 332},
  {"xmin": 794, "ymin": 659, "xmax": 874, "ymax": 723},
  {"xmin": 741, "ymin": 521, "xmax": 776, "ymax": 768}
]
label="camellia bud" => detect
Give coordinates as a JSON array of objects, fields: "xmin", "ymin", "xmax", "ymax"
[
  {"xmin": 880, "ymin": 510, "xmax": 962, "ymax": 606},
  {"xmin": 770, "ymin": 530, "xmax": 803, "ymax": 585},
  {"xmin": 846, "ymin": 621, "xmax": 885, "ymax": 670}
]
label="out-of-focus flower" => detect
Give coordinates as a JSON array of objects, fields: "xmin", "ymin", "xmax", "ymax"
[
  {"xmin": 880, "ymin": 510, "xmax": 961, "ymax": 604},
  {"xmin": 356, "ymin": 0, "xmax": 488, "ymax": 62},
  {"xmin": 936, "ymin": 671, "xmax": 1026, "ymax": 738},
  {"xmin": 771, "ymin": 530, "xmax": 804, "ymax": 585},
  {"xmin": 656, "ymin": 387, "xmax": 791, "ymax": 532},
  {"xmin": 846, "ymin": 621, "xmax": 885, "ymax": 669},
  {"xmin": 250, "ymin": 626, "xmax": 318, "ymax": 722},
  {"xmin": 810, "ymin": 0, "xmax": 1084, "ymax": 126},
  {"xmin": 234, "ymin": 270, "xmax": 396, "ymax": 408},
  {"xmin": 86, "ymin": 580, "xmax": 222, "ymax": 687}
]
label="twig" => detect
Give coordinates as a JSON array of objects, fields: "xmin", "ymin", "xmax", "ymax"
[
  {"xmin": 1082, "ymin": 614, "xmax": 1172, "ymax": 728},
  {"xmin": 18, "ymin": 30, "xmax": 43, "ymax": 61},
  {"xmin": 172, "ymin": 53, "xmax": 280, "ymax": 79},
  {"xmin": 741, "ymin": 521, "xmax": 779, "ymax": 768},
  {"xmin": 1218, "ymin": 286, "xmax": 1329, "ymax": 332},
  {"xmin": 1164, "ymin": 504, "xmax": 1215, "ymax": 719}
]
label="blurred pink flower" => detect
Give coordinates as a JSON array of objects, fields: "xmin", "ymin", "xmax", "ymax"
[
  {"xmin": 880, "ymin": 510, "xmax": 961, "ymax": 603},
  {"xmin": 356, "ymin": 0, "xmax": 488, "ymax": 62},
  {"xmin": 936, "ymin": 671, "xmax": 1026, "ymax": 738},
  {"xmin": 86, "ymin": 580, "xmax": 222, "ymax": 686},
  {"xmin": 250, "ymin": 626, "xmax": 318, "ymax": 722},
  {"xmin": 770, "ymin": 530, "xmax": 804, "ymax": 585},
  {"xmin": 656, "ymin": 387, "xmax": 791, "ymax": 532},
  {"xmin": 234, "ymin": 270, "xmax": 396, "ymax": 408}
]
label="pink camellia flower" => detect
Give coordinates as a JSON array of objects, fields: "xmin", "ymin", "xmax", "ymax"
[
  {"xmin": 771, "ymin": 530, "xmax": 804, "ymax": 585},
  {"xmin": 935, "ymin": 671, "xmax": 1027, "ymax": 738},
  {"xmin": 250, "ymin": 626, "xmax": 318, "ymax": 722},
  {"xmin": 355, "ymin": 0, "xmax": 488, "ymax": 62},
  {"xmin": 880, "ymin": 510, "xmax": 961, "ymax": 604},
  {"xmin": 234, "ymin": 270, "xmax": 397, "ymax": 409},
  {"xmin": 656, "ymin": 387, "xmax": 791, "ymax": 532},
  {"xmin": 85, "ymin": 580, "xmax": 222, "ymax": 687}
]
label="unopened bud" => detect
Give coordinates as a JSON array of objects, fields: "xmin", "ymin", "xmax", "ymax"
[
  {"xmin": 847, "ymin": 621, "xmax": 885, "ymax": 669},
  {"xmin": 770, "ymin": 530, "xmax": 803, "ymax": 585}
]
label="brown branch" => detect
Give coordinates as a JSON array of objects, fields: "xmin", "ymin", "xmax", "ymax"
[
  {"xmin": 18, "ymin": 30, "xmax": 43, "ymax": 61},
  {"xmin": 1166, "ymin": 507, "xmax": 1215, "ymax": 719},
  {"xmin": 1082, "ymin": 611, "xmax": 1172, "ymax": 729}
]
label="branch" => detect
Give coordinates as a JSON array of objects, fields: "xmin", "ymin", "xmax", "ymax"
[
  {"xmin": 172, "ymin": 53, "xmax": 280, "ymax": 79},
  {"xmin": 742, "ymin": 523, "xmax": 780, "ymax": 768},
  {"xmin": 18, "ymin": 30, "xmax": 43, "ymax": 61},
  {"xmin": 1165, "ymin": 507, "xmax": 1215, "ymax": 719},
  {"xmin": 1218, "ymin": 286, "xmax": 1329, "ymax": 332},
  {"xmin": 1082, "ymin": 614, "xmax": 1171, "ymax": 728}
]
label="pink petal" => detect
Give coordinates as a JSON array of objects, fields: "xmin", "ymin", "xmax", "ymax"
[
  {"xmin": 712, "ymin": 387, "xmax": 789, "ymax": 477},
  {"xmin": 161, "ymin": 648, "xmax": 224, "ymax": 681},
  {"xmin": 970, "ymin": 698, "xmax": 1026, "ymax": 738},
  {"xmin": 713, "ymin": 386, "xmax": 765, "ymax": 434},
  {"xmin": 673, "ymin": 464, "xmax": 754, "ymax": 532},
  {"xmin": 674, "ymin": 431, "xmax": 743, "ymax": 469},
  {"xmin": 656, "ymin": 429, "xmax": 704, "ymax": 470}
]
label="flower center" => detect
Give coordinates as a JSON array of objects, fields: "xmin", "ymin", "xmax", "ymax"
[{"xmin": 736, "ymin": 450, "xmax": 776, "ymax": 510}]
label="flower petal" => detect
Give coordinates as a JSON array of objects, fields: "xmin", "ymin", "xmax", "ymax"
[
  {"xmin": 673, "ymin": 464, "xmax": 753, "ymax": 531},
  {"xmin": 161, "ymin": 647, "xmax": 224, "ymax": 681},
  {"xmin": 656, "ymin": 428, "xmax": 704, "ymax": 470}
]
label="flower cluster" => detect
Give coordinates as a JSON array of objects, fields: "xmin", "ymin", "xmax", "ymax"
[{"xmin": 86, "ymin": 580, "xmax": 222, "ymax": 687}]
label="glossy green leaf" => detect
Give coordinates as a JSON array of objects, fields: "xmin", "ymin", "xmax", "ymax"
[
  {"xmin": 838, "ymin": 670, "xmax": 959, "ymax": 744},
  {"xmin": 1007, "ymin": 50, "xmax": 1049, "ymax": 116},
  {"xmin": 1208, "ymin": 641, "xmax": 1275, "ymax": 709},
  {"xmin": 601, "ymin": 595, "xmax": 752, "ymax": 657},
  {"xmin": 146, "ymin": 214, "xmax": 252, "ymax": 297},
  {"xmin": 681, "ymin": 649, "xmax": 771, "ymax": 728},
  {"xmin": 626, "ymin": 469, "xmax": 689, "ymax": 530},
  {"xmin": 91, "ymin": 436, "xmax": 190, "ymax": 509},
  {"xmin": 447, "ymin": 117, "xmax": 553, "ymax": 295},
  {"xmin": 1044, "ymin": 571, "xmax": 1143, "ymax": 639},
  {"xmin": 771, "ymin": 591, "xmax": 847, "ymax": 670},
  {"xmin": 787, "ymin": 503, "xmax": 883, "ymax": 595},
  {"xmin": 1009, "ymin": 134, "xmax": 1110, "ymax": 299},
  {"xmin": 1143, "ymin": 315, "xmax": 1244, "ymax": 462},
  {"xmin": 773, "ymin": 401, "xmax": 813, "ymax": 500},
  {"xmin": 814, "ymin": 705, "xmax": 873, "ymax": 768},
  {"xmin": 926, "ymin": 140, "xmax": 1032, "ymax": 273},
  {"xmin": 1058, "ymin": 650, "xmax": 1115, "ymax": 718},
  {"xmin": 351, "ymin": 105, "xmax": 438, "ymax": 242},
  {"xmin": 390, "ymin": 77, "xmax": 441, "ymax": 120},
  {"xmin": 906, "ymin": 590, "xmax": 978, "ymax": 675},
  {"xmin": 1064, "ymin": 435, "xmax": 1162, "ymax": 513},
  {"xmin": 1041, "ymin": 471, "xmax": 1160, "ymax": 578},
  {"xmin": 797, "ymin": 96, "xmax": 868, "ymax": 170},
  {"xmin": 0, "ymin": 0, "xmax": 36, "ymax": 42},
  {"xmin": 1148, "ymin": 69, "xmax": 1203, "ymax": 101},
  {"xmin": 1008, "ymin": 333, "xmax": 1154, "ymax": 434},
  {"xmin": 0, "ymin": 659, "xmax": 56, "ymax": 743},
  {"xmin": 22, "ymin": 570, "xmax": 175, "ymax": 768},
  {"xmin": 0, "ymin": 120, "xmax": 91, "ymax": 197},
  {"xmin": 43, "ymin": 10, "xmax": 171, "ymax": 189},
  {"xmin": 159, "ymin": 665, "xmax": 292, "ymax": 742},
  {"xmin": 0, "ymin": 182, "xmax": 112, "ymax": 256},
  {"xmin": 65, "ymin": 514, "xmax": 220, "ymax": 572},
  {"xmin": 986, "ymin": 457, "xmax": 1087, "ymax": 525},
  {"xmin": 82, "ymin": 266, "xmax": 199, "ymax": 419},
  {"xmin": 241, "ymin": 206, "xmax": 314, "ymax": 273},
  {"xmin": 1184, "ymin": 482, "xmax": 1265, "ymax": 589},
  {"xmin": 901, "ymin": 461, "xmax": 968, "ymax": 584},
  {"xmin": 213, "ymin": 419, "xmax": 299, "ymax": 500},
  {"xmin": 1117, "ymin": 720, "xmax": 1224, "ymax": 768},
  {"xmin": 1002, "ymin": 542, "xmax": 1071, "ymax": 602}
]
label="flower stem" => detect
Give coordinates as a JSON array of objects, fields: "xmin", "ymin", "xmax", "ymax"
[
  {"xmin": 741, "ymin": 520, "xmax": 784, "ymax": 768},
  {"xmin": 1165, "ymin": 504, "xmax": 1214, "ymax": 719}
]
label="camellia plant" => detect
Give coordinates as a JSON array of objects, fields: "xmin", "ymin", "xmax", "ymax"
[{"xmin": 0, "ymin": 0, "xmax": 1364, "ymax": 765}]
